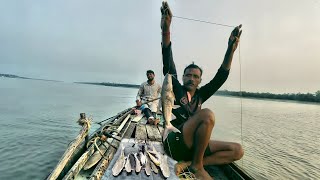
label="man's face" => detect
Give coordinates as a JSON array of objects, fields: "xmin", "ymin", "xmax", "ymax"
[
  {"xmin": 183, "ymin": 68, "xmax": 202, "ymax": 91},
  {"xmin": 146, "ymin": 72, "xmax": 155, "ymax": 81}
]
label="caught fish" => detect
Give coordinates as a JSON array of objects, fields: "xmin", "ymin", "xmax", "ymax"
[
  {"xmin": 139, "ymin": 151, "xmax": 146, "ymax": 165},
  {"xmin": 134, "ymin": 153, "xmax": 142, "ymax": 172},
  {"xmin": 129, "ymin": 153, "xmax": 136, "ymax": 171},
  {"xmin": 150, "ymin": 159, "xmax": 159, "ymax": 174},
  {"xmin": 160, "ymin": 154, "xmax": 170, "ymax": 178},
  {"xmin": 112, "ymin": 145, "xmax": 125, "ymax": 176},
  {"xmin": 147, "ymin": 151, "xmax": 160, "ymax": 166},
  {"xmin": 124, "ymin": 155, "xmax": 132, "ymax": 173},
  {"xmin": 161, "ymin": 74, "xmax": 181, "ymax": 141},
  {"xmin": 148, "ymin": 144, "xmax": 160, "ymax": 157},
  {"xmin": 144, "ymin": 152, "xmax": 151, "ymax": 176}
]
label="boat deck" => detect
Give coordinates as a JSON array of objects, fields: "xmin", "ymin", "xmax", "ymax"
[{"xmin": 49, "ymin": 109, "xmax": 253, "ymax": 180}]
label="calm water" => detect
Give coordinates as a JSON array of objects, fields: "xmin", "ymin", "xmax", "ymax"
[{"xmin": 0, "ymin": 78, "xmax": 319, "ymax": 180}]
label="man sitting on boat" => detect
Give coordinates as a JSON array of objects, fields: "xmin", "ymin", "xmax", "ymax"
[
  {"xmin": 136, "ymin": 70, "xmax": 162, "ymax": 125},
  {"xmin": 160, "ymin": 2, "xmax": 244, "ymax": 179}
]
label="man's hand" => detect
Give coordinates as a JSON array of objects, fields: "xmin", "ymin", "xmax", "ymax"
[
  {"xmin": 136, "ymin": 100, "xmax": 142, "ymax": 107},
  {"xmin": 228, "ymin": 24, "xmax": 242, "ymax": 52},
  {"xmin": 160, "ymin": 1, "xmax": 172, "ymax": 33}
]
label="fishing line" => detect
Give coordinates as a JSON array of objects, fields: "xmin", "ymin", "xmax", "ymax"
[
  {"xmin": 173, "ymin": 15, "xmax": 235, "ymax": 28},
  {"xmin": 239, "ymin": 41, "xmax": 244, "ymax": 168}
]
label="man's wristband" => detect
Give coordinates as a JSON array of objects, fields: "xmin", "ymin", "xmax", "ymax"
[{"xmin": 162, "ymin": 31, "xmax": 170, "ymax": 36}]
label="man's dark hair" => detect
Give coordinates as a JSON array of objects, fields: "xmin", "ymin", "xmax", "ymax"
[
  {"xmin": 183, "ymin": 62, "xmax": 203, "ymax": 76},
  {"xmin": 146, "ymin": 70, "xmax": 155, "ymax": 75}
]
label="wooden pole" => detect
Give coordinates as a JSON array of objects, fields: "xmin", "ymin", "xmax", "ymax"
[
  {"xmin": 82, "ymin": 114, "xmax": 131, "ymax": 171},
  {"xmin": 89, "ymin": 115, "xmax": 132, "ymax": 180},
  {"xmin": 47, "ymin": 113, "xmax": 90, "ymax": 180},
  {"xmin": 62, "ymin": 114, "xmax": 131, "ymax": 179}
]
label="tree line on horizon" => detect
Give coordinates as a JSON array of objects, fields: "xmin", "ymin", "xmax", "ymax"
[
  {"xmin": 215, "ymin": 90, "xmax": 320, "ymax": 103},
  {"xmin": 2, "ymin": 73, "xmax": 318, "ymax": 103},
  {"xmin": 84, "ymin": 82, "xmax": 320, "ymax": 103}
]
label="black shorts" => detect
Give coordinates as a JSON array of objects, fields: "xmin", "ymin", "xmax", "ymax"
[{"xmin": 163, "ymin": 126, "xmax": 211, "ymax": 161}]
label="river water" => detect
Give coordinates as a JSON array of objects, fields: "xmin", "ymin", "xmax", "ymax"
[{"xmin": 0, "ymin": 78, "xmax": 319, "ymax": 179}]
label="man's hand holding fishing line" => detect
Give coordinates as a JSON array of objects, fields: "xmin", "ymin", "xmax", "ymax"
[
  {"xmin": 161, "ymin": 2, "xmax": 172, "ymax": 48},
  {"xmin": 221, "ymin": 24, "xmax": 242, "ymax": 71}
]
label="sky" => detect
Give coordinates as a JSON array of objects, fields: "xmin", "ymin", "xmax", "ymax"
[{"xmin": 0, "ymin": 0, "xmax": 319, "ymax": 93}]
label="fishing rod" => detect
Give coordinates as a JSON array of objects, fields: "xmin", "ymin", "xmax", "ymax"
[{"xmin": 96, "ymin": 97, "xmax": 161, "ymax": 125}]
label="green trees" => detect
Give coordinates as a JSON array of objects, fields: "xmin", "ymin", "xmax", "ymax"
[
  {"xmin": 216, "ymin": 90, "xmax": 320, "ymax": 103},
  {"xmin": 316, "ymin": 90, "xmax": 320, "ymax": 101}
]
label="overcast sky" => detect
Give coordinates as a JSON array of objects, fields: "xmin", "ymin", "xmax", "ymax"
[{"xmin": 0, "ymin": 0, "xmax": 319, "ymax": 93}]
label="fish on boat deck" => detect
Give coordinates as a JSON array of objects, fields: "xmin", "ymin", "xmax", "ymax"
[
  {"xmin": 160, "ymin": 153, "xmax": 170, "ymax": 178},
  {"xmin": 112, "ymin": 145, "xmax": 125, "ymax": 176},
  {"xmin": 134, "ymin": 153, "xmax": 142, "ymax": 172},
  {"xmin": 124, "ymin": 155, "xmax": 132, "ymax": 173},
  {"xmin": 144, "ymin": 152, "xmax": 152, "ymax": 176}
]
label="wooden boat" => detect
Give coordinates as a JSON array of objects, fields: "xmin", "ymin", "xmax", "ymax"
[{"xmin": 47, "ymin": 107, "xmax": 254, "ymax": 180}]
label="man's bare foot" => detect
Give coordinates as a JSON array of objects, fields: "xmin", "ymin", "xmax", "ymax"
[
  {"xmin": 175, "ymin": 163, "xmax": 213, "ymax": 180},
  {"xmin": 193, "ymin": 168, "xmax": 213, "ymax": 180},
  {"xmin": 174, "ymin": 161, "xmax": 191, "ymax": 175}
]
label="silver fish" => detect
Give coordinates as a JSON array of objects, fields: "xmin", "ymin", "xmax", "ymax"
[
  {"xmin": 134, "ymin": 153, "xmax": 142, "ymax": 173},
  {"xmin": 129, "ymin": 153, "xmax": 135, "ymax": 171},
  {"xmin": 139, "ymin": 151, "xmax": 146, "ymax": 165},
  {"xmin": 147, "ymin": 151, "xmax": 160, "ymax": 166},
  {"xmin": 160, "ymin": 153, "xmax": 170, "ymax": 178},
  {"xmin": 149, "ymin": 144, "xmax": 160, "ymax": 157},
  {"xmin": 144, "ymin": 152, "xmax": 151, "ymax": 176},
  {"xmin": 161, "ymin": 74, "xmax": 181, "ymax": 141},
  {"xmin": 124, "ymin": 155, "xmax": 132, "ymax": 173},
  {"xmin": 150, "ymin": 159, "xmax": 159, "ymax": 174},
  {"xmin": 112, "ymin": 145, "xmax": 125, "ymax": 176}
]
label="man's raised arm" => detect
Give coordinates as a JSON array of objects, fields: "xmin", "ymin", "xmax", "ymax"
[
  {"xmin": 161, "ymin": 2, "xmax": 177, "ymax": 77},
  {"xmin": 221, "ymin": 25, "xmax": 242, "ymax": 71}
]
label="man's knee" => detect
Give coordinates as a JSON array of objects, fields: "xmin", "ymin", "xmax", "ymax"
[
  {"xmin": 200, "ymin": 108, "xmax": 215, "ymax": 125},
  {"xmin": 232, "ymin": 143, "xmax": 244, "ymax": 161}
]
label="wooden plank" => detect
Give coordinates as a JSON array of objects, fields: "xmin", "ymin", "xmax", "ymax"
[
  {"xmin": 131, "ymin": 114, "xmax": 144, "ymax": 122},
  {"xmin": 47, "ymin": 115, "xmax": 90, "ymax": 180},
  {"xmin": 62, "ymin": 144, "xmax": 96, "ymax": 180},
  {"xmin": 89, "ymin": 140, "xmax": 119, "ymax": 180},
  {"xmin": 123, "ymin": 123, "xmax": 136, "ymax": 138},
  {"xmin": 83, "ymin": 115, "xmax": 132, "ymax": 171},
  {"xmin": 140, "ymin": 117, "xmax": 147, "ymax": 125},
  {"xmin": 146, "ymin": 125, "xmax": 162, "ymax": 141},
  {"xmin": 135, "ymin": 124, "xmax": 147, "ymax": 140},
  {"xmin": 114, "ymin": 110, "xmax": 133, "ymax": 125},
  {"xmin": 89, "ymin": 116, "xmax": 135, "ymax": 180}
]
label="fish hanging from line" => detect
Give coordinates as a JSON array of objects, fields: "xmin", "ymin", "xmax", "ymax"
[{"xmin": 161, "ymin": 74, "xmax": 181, "ymax": 141}]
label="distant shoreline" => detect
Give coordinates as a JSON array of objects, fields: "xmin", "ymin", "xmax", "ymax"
[
  {"xmin": 0, "ymin": 73, "xmax": 61, "ymax": 82},
  {"xmin": 75, "ymin": 82, "xmax": 140, "ymax": 89},
  {"xmin": 2, "ymin": 73, "xmax": 319, "ymax": 103},
  {"xmin": 215, "ymin": 90, "xmax": 320, "ymax": 103},
  {"xmin": 77, "ymin": 82, "xmax": 320, "ymax": 104}
]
